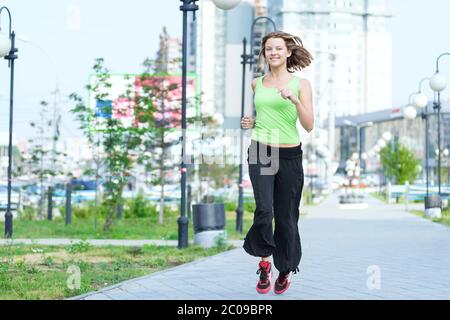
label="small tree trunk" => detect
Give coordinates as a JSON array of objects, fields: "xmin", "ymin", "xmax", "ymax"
[
  {"xmin": 94, "ymin": 158, "xmax": 100, "ymax": 233},
  {"xmin": 159, "ymin": 125, "xmax": 165, "ymax": 225},
  {"xmin": 103, "ymin": 184, "xmax": 124, "ymax": 231},
  {"xmin": 103, "ymin": 206, "xmax": 115, "ymax": 231},
  {"xmin": 159, "ymin": 182, "xmax": 165, "ymax": 225},
  {"xmin": 38, "ymin": 178, "xmax": 45, "ymax": 219},
  {"xmin": 159, "ymin": 153, "xmax": 165, "ymax": 225}
]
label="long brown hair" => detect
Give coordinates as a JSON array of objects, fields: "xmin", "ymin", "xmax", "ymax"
[{"xmin": 258, "ymin": 31, "xmax": 313, "ymax": 72}]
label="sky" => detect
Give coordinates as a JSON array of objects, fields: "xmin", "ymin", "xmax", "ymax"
[{"xmin": 0, "ymin": 0, "xmax": 449, "ymax": 142}]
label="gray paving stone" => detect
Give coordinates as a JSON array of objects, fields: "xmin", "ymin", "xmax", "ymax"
[
  {"xmin": 70, "ymin": 193, "xmax": 450, "ymax": 300},
  {"xmin": 82, "ymin": 293, "xmax": 112, "ymax": 300}
]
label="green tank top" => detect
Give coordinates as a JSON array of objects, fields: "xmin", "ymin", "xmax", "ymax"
[{"xmin": 251, "ymin": 75, "xmax": 301, "ymax": 145}]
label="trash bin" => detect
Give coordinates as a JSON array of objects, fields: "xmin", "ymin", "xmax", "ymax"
[
  {"xmin": 425, "ymin": 195, "xmax": 442, "ymax": 219},
  {"xmin": 192, "ymin": 203, "xmax": 227, "ymax": 248}
]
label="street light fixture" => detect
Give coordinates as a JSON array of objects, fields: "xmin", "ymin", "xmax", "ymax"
[
  {"xmin": 412, "ymin": 92, "xmax": 428, "ymax": 109},
  {"xmin": 382, "ymin": 131, "xmax": 392, "ymax": 142},
  {"xmin": 178, "ymin": 0, "xmax": 241, "ymax": 248},
  {"xmin": 444, "ymin": 148, "xmax": 449, "ymax": 158},
  {"xmin": 248, "ymin": 16, "xmax": 277, "ymax": 73},
  {"xmin": 411, "ymin": 77, "xmax": 432, "ymax": 198},
  {"xmin": 0, "ymin": 6, "xmax": 18, "ymax": 239},
  {"xmin": 377, "ymin": 139, "xmax": 387, "ymax": 149},
  {"xmin": 236, "ymin": 16, "xmax": 276, "ymax": 234},
  {"xmin": 404, "ymin": 92, "xmax": 419, "ymax": 120},
  {"xmin": 430, "ymin": 52, "xmax": 450, "ymax": 197},
  {"xmin": 403, "ymin": 105, "xmax": 417, "ymax": 120},
  {"xmin": 211, "ymin": 0, "xmax": 241, "ymax": 9},
  {"xmin": 430, "ymin": 72, "xmax": 447, "ymax": 92},
  {"xmin": 445, "ymin": 145, "xmax": 450, "ymax": 191}
]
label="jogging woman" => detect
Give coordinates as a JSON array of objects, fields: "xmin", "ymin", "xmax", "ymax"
[{"xmin": 240, "ymin": 31, "xmax": 314, "ymax": 295}]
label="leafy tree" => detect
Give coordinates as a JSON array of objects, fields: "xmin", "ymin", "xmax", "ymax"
[
  {"xmin": 70, "ymin": 58, "xmax": 148, "ymax": 231},
  {"xmin": 380, "ymin": 140, "xmax": 420, "ymax": 185},
  {"xmin": 22, "ymin": 100, "xmax": 67, "ymax": 218},
  {"xmin": 70, "ymin": 60, "xmax": 109, "ymax": 232},
  {"xmin": 133, "ymin": 58, "xmax": 218, "ymax": 224},
  {"xmin": 70, "ymin": 57, "xmax": 221, "ymax": 230}
]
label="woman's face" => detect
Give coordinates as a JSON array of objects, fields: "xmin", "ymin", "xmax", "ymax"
[{"xmin": 264, "ymin": 37, "xmax": 291, "ymax": 69}]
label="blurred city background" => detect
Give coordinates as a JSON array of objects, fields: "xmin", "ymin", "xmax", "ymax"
[{"xmin": 0, "ymin": 0, "xmax": 449, "ymax": 233}]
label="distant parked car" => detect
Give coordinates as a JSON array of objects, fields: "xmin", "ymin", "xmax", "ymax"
[
  {"xmin": 0, "ymin": 185, "xmax": 21, "ymax": 211},
  {"xmin": 70, "ymin": 179, "xmax": 99, "ymax": 203},
  {"xmin": 362, "ymin": 174, "xmax": 380, "ymax": 187}
]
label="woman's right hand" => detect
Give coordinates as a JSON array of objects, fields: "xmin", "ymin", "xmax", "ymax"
[{"xmin": 241, "ymin": 116, "xmax": 255, "ymax": 129}]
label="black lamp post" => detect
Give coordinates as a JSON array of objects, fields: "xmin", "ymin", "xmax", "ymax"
[
  {"xmin": 248, "ymin": 16, "xmax": 277, "ymax": 71},
  {"xmin": 249, "ymin": 17, "xmax": 277, "ymax": 118},
  {"xmin": 0, "ymin": 6, "xmax": 18, "ymax": 239},
  {"xmin": 404, "ymin": 83, "xmax": 445, "ymax": 212},
  {"xmin": 445, "ymin": 145, "xmax": 450, "ymax": 188},
  {"xmin": 236, "ymin": 38, "xmax": 251, "ymax": 234},
  {"xmin": 430, "ymin": 53, "xmax": 450, "ymax": 197},
  {"xmin": 236, "ymin": 16, "xmax": 276, "ymax": 233},
  {"xmin": 178, "ymin": 0, "xmax": 199, "ymax": 249},
  {"xmin": 394, "ymin": 134, "xmax": 399, "ymax": 184},
  {"xmin": 178, "ymin": 0, "xmax": 242, "ymax": 248},
  {"xmin": 411, "ymin": 77, "xmax": 432, "ymax": 197}
]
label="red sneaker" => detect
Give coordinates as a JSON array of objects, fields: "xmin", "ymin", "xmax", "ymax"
[
  {"xmin": 274, "ymin": 271, "xmax": 292, "ymax": 295},
  {"xmin": 256, "ymin": 261, "xmax": 272, "ymax": 294}
]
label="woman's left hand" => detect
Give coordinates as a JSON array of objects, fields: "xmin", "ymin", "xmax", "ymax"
[{"xmin": 279, "ymin": 88, "xmax": 300, "ymax": 104}]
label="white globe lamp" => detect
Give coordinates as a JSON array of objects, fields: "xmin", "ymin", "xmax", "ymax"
[{"xmin": 212, "ymin": 0, "xmax": 242, "ymax": 10}]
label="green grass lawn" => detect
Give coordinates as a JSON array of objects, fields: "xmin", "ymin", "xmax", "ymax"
[
  {"xmin": 370, "ymin": 192, "xmax": 388, "ymax": 203},
  {"xmin": 11, "ymin": 209, "xmax": 255, "ymax": 241},
  {"xmin": 370, "ymin": 192, "xmax": 424, "ymax": 205},
  {"xmin": 409, "ymin": 208, "xmax": 450, "ymax": 227},
  {"xmin": 0, "ymin": 243, "xmax": 234, "ymax": 300}
]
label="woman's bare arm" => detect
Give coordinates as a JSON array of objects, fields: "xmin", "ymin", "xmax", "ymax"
[
  {"xmin": 241, "ymin": 78, "xmax": 258, "ymax": 129},
  {"xmin": 295, "ymin": 79, "xmax": 314, "ymax": 133}
]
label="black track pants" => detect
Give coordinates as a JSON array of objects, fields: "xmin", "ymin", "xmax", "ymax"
[{"xmin": 243, "ymin": 140, "xmax": 304, "ymax": 273}]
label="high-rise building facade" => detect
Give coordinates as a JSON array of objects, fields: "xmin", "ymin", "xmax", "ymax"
[
  {"xmin": 188, "ymin": 0, "xmax": 254, "ymax": 124},
  {"xmin": 268, "ymin": 0, "xmax": 393, "ymax": 121},
  {"xmin": 188, "ymin": 0, "xmax": 227, "ymax": 116},
  {"xmin": 156, "ymin": 27, "xmax": 182, "ymax": 75}
]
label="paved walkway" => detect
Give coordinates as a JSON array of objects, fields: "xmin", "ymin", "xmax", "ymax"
[{"xmin": 70, "ymin": 193, "xmax": 450, "ymax": 300}]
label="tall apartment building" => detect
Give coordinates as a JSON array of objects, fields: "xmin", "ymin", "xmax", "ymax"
[
  {"xmin": 268, "ymin": 0, "xmax": 393, "ymax": 121},
  {"xmin": 254, "ymin": 0, "xmax": 267, "ymax": 16},
  {"xmin": 156, "ymin": 27, "xmax": 182, "ymax": 74},
  {"xmin": 188, "ymin": 0, "xmax": 254, "ymax": 125}
]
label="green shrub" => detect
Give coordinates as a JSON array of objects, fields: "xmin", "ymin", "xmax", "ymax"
[
  {"xmin": 72, "ymin": 206, "xmax": 91, "ymax": 219},
  {"xmin": 225, "ymin": 201, "xmax": 236, "ymax": 211},
  {"xmin": 18, "ymin": 205, "xmax": 36, "ymax": 221},
  {"xmin": 226, "ymin": 200, "xmax": 255, "ymax": 213},
  {"xmin": 59, "ymin": 205, "xmax": 66, "ymax": 218},
  {"xmin": 164, "ymin": 204, "xmax": 180, "ymax": 217},
  {"xmin": 244, "ymin": 200, "xmax": 256, "ymax": 213},
  {"xmin": 43, "ymin": 256, "xmax": 55, "ymax": 267},
  {"xmin": 66, "ymin": 241, "xmax": 91, "ymax": 254},
  {"xmin": 214, "ymin": 231, "xmax": 228, "ymax": 248},
  {"xmin": 69, "ymin": 201, "xmax": 108, "ymax": 220},
  {"xmin": 124, "ymin": 193, "xmax": 156, "ymax": 219}
]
